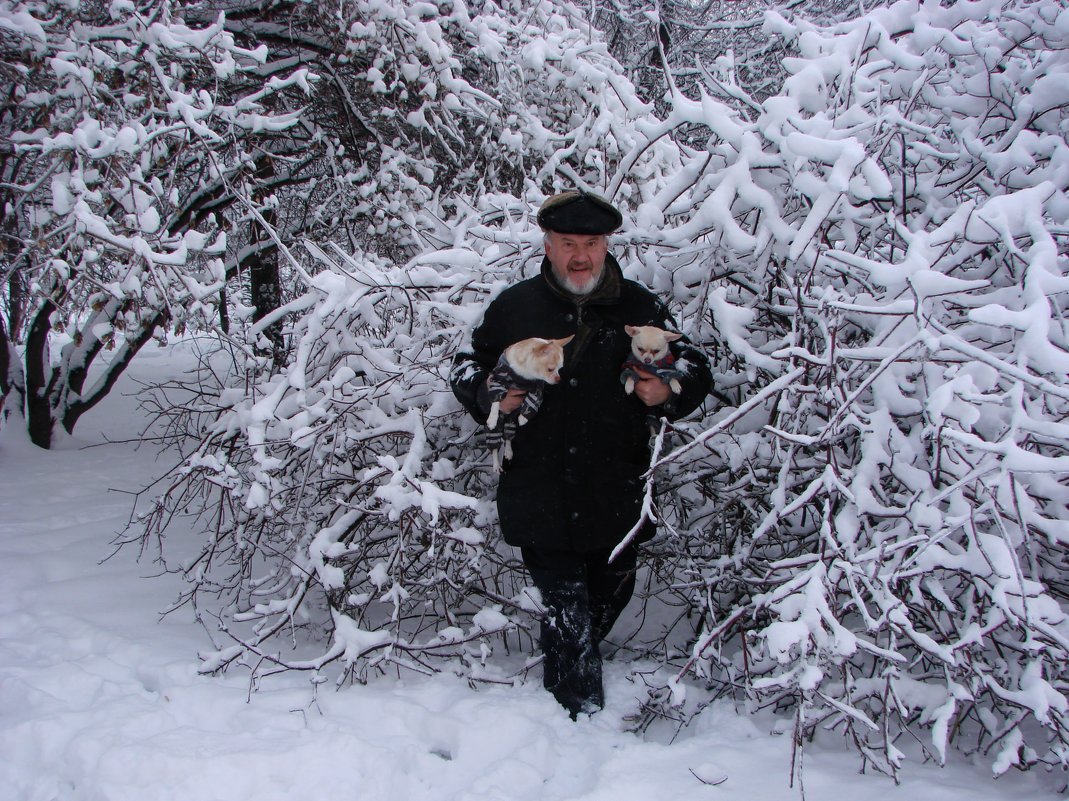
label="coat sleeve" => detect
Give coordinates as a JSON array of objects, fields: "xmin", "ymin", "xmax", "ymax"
[{"xmin": 449, "ymin": 297, "xmax": 509, "ymax": 425}]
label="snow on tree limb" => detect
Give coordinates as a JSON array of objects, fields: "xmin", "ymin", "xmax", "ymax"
[{"xmin": 113, "ymin": 0, "xmax": 1069, "ymax": 782}]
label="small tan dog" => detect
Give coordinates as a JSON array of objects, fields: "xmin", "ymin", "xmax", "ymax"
[
  {"xmin": 503, "ymin": 335, "xmax": 572, "ymax": 382},
  {"xmin": 621, "ymin": 325, "xmax": 683, "ymax": 395},
  {"xmin": 485, "ymin": 336, "xmax": 573, "ymax": 470}
]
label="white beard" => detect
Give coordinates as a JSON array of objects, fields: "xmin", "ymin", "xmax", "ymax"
[{"xmin": 558, "ymin": 269, "xmax": 603, "ymax": 296}]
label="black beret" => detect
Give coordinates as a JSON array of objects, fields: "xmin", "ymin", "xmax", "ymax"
[{"xmin": 537, "ymin": 190, "xmax": 623, "ymax": 235}]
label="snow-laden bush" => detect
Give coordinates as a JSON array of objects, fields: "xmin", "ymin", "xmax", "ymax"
[
  {"xmin": 268, "ymin": 0, "xmax": 675, "ymax": 256},
  {"xmin": 133, "ymin": 0, "xmax": 1069, "ymax": 783},
  {"xmin": 131, "ymin": 0, "xmax": 681, "ymax": 684},
  {"xmin": 631, "ymin": 0, "xmax": 1069, "ymax": 781},
  {"xmin": 2, "ymin": 0, "xmax": 660, "ymax": 444},
  {"xmin": 137, "ymin": 244, "xmax": 533, "ymax": 682},
  {"xmin": 0, "ymin": 0, "xmax": 312, "ymax": 445}
]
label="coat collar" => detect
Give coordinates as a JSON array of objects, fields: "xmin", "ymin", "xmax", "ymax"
[{"xmin": 539, "ymin": 253, "xmax": 623, "ymax": 306}]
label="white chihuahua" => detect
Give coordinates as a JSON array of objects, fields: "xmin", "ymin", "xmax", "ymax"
[
  {"xmin": 485, "ymin": 335, "xmax": 573, "ymax": 470},
  {"xmin": 621, "ymin": 325, "xmax": 683, "ymax": 395}
]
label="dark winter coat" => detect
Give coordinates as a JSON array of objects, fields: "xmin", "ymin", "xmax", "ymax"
[{"xmin": 451, "ymin": 255, "xmax": 712, "ymax": 552}]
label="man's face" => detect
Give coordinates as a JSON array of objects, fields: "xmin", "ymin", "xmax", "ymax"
[{"xmin": 544, "ymin": 231, "xmax": 608, "ymax": 296}]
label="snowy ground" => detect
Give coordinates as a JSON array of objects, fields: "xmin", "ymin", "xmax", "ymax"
[{"xmin": 1, "ymin": 340, "xmax": 1064, "ymax": 801}]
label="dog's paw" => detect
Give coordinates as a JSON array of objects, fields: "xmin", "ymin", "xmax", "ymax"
[
  {"xmin": 486, "ymin": 402, "xmax": 501, "ymax": 430},
  {"xmin": 669, "ymin": 378, "xmax": 682, "ymax": 394},
  {"xmin": 623, "ymin": 377, "xmax": 635, "ymax": 395}
]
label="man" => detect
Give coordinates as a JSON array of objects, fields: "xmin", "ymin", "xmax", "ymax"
[{"xmin": 450, "ymin": 190, "xmax": 711, "ymax": 718}]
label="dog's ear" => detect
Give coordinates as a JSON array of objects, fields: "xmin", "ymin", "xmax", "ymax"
[
  {"xmin": 557, "ymin": 334, "xmax": 575, "ymax": 347},
  {"xmin": 624, "ymin": 325, "xmax": 638, "ymax": 337},
  {"xmin": 665, "ymin": 331, "xmax": 682, "ymax": 341}
]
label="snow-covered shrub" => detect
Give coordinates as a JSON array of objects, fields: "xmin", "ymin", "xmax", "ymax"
[
  {"xmin": 632, "ymin": 0, "xmax": 1069, "ymax": 781},
  {"xmin": 130, "ymin": 0, "xmax": 1069, "ymax": 783},
  {"xmin": 0, "ymin": 0, "xmax": 312, "ymax": 445},
  {"xmin": 131, "ymin": 0, "xmax": 682, "ymax": 685},
  {"xmin": 5, "ymin": 0, "xmax": 646, "ymax": 444},
  {"xmin": 137, "ymin": 244, "xmax": 534, "ymax": 681},
  {"xmin": 253, "ymin": 0, "xmax": 671, "ymax": 257}
]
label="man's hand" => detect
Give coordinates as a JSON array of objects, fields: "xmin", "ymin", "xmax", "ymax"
[
  {"xmin": 631, "ymin": 368, "xmax": 671, "ymax": 407},
  {"xmin": 497, "ymin": 387, "xmax": 528, "ymax": 414}
]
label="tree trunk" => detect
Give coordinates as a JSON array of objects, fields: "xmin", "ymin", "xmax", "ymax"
[
  {"xmin": 219, "ymin": 286, "xmax": 230, "ymax": 334},
  {"xmin": 17, "ymin": 295, "xmax": 169, "ymax": 447},
  {"xmin": 7, "ymin": 270, "xmax": 25, "ymax": 344},
  {"xmin": 61, "ymin": 311, "xmax": 166, "ymax": 436},
  {"xmin": 249, "ymin": 158, "xmax": 284, "ymax": 367},
  {"xmin": 0, "ymin": 315, "xmax": 9, "ymax": 402},
  {"xmin": 24, "ymin": 301, "xmax": 56, "ymax": 448},
  {"xmin": 0, "ymin": 314, "xmax": 25, "ymax": 426},
  {"xmin": 249, "ymin": 223, "xmax": 283, "ymax": 367}
]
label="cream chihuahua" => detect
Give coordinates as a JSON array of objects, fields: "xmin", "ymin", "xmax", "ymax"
[
  {"xmin": 622, "ymin": 325, "xmax": 683, "ymax": 395},
  {"xmin": 486, "ymin": 335, "xmax": 574, "ymax": 431}
]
